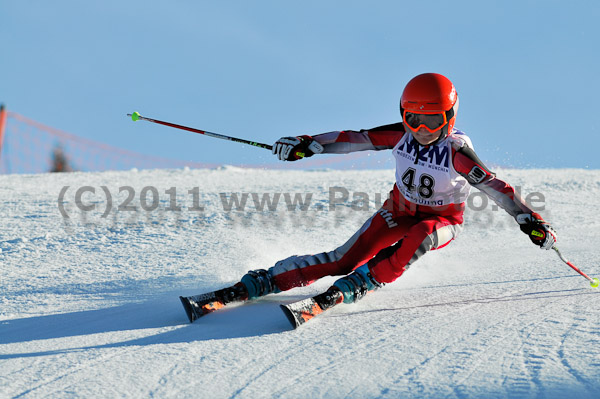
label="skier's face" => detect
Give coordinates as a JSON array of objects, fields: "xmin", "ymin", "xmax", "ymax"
[{"xmin": 412, "ymin": 127, "xmax": 443, "ymax": 145}]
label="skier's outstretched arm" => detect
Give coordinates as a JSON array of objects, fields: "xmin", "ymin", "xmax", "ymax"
[
  {"xmin": 272, "ymin": 122, "xmax": 406, "ymax": 161},
  {"xmin": 452, "ymin": 142, "xmax": 557, "ymax": 249}
]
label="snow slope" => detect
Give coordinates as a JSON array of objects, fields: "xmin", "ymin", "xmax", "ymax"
[{"xmin": 1, "ymin": 167, "xmax": 599, "ymax": 398}]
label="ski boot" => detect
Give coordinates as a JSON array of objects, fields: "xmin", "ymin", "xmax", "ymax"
[
  {"xmin": 280, "ymin": 265, "xmax": 383, "ymax": 328},
  {"xmin": 180, "ymin": 269, "xmax": 280, "ymax": 323}
]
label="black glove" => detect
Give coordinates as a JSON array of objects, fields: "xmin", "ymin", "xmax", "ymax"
[
  {"xmin": 517, "ymin": 212, "xmax": 557, "ymax": 250},
  {"xmin": 272, "ymin": 135, "xmax": 324, "ymax": 161}
]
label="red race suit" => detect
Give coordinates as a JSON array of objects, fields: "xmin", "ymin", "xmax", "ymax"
[{"xmin": 271, "ymin": 123, "xmax": 536, "ymax": 289}]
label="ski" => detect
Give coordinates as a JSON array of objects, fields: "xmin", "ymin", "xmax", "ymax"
[
  {"xmin": 179, "ymin": 282, "xmax": 248, "ymax": 323},
  {"xmin": 280, "ymin": 286, "xmax": 344, "ymax": 329},
  {"xmin": 180, "ymin": 283, "xmax": 346, "ymax": 327}
]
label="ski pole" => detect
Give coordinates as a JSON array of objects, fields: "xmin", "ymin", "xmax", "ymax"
[
  {"xmin": 552, "ymin": 246, "xmax": 599, "ymax": 288},
  {"xmin": 127, "ymin": 111, "xmax": 273, "ymax": 151}
]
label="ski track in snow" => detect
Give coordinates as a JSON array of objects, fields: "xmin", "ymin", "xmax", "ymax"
[{"xmin": 1, "ymin": 167, "xmax": 599, "ymax": 398}]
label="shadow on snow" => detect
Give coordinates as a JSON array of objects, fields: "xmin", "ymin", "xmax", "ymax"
[
  {"xmin": 0, "ymin": 295, "xmax": 294, "ymax": 359},
  {"xmin": 1, "ymin": 276, "xmax": 598, "ymax": 360}
]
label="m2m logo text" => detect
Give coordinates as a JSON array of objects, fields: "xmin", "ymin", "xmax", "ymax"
[{"xmin": 397, "ymin": 140, "xmax": 449, "ymax": 168}]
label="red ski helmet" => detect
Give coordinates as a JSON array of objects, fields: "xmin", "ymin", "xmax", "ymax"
[{"xmin": 400, "ymin": 73, "xmax": 459, "ymax": 138}]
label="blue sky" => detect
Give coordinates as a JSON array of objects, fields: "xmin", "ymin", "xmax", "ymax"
[{"xmin": 2, "ymin": 0, "xmax": 599, "ymax": 169}]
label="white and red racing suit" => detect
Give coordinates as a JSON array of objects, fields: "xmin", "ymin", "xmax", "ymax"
[{"xmin": 270, "ymin": 122, "xmax": 537, "ymax": 290}]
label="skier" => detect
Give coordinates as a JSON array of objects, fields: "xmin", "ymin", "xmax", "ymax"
[{"xmin": 181, "ymin": 73, "xmax": 557, "ymax": 322}]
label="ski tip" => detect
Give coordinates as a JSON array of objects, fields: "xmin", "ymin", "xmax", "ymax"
[
  {"xmin": 179, "ymin": 296, "xmax": 196, "ymax": 323},
  {"xmin": 279, "ymin": 304, "xmax": 301, "ymax": 329}
]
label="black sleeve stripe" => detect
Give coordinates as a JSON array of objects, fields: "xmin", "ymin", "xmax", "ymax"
[
  {"xmin": 367, "ymin": 122, "xmax": 405, "ymax": 133},
  {"xmin": 456, "ymin": 145, "xmax": 495, "ymax": 176}
]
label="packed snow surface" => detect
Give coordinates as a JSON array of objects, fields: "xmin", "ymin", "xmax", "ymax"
[{"xmin": 1, "ymin": 167, "xmax": 599, "ymax": 398}]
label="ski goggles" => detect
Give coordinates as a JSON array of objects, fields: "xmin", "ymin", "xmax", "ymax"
[{"xmin": 403, "ymin": 110, "xmax": 448, "ymax": 133}]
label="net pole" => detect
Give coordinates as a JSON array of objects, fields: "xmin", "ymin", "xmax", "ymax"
[{"xmin": 0, "ymin": 104, "xmax": 7, "ymax": 168}]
